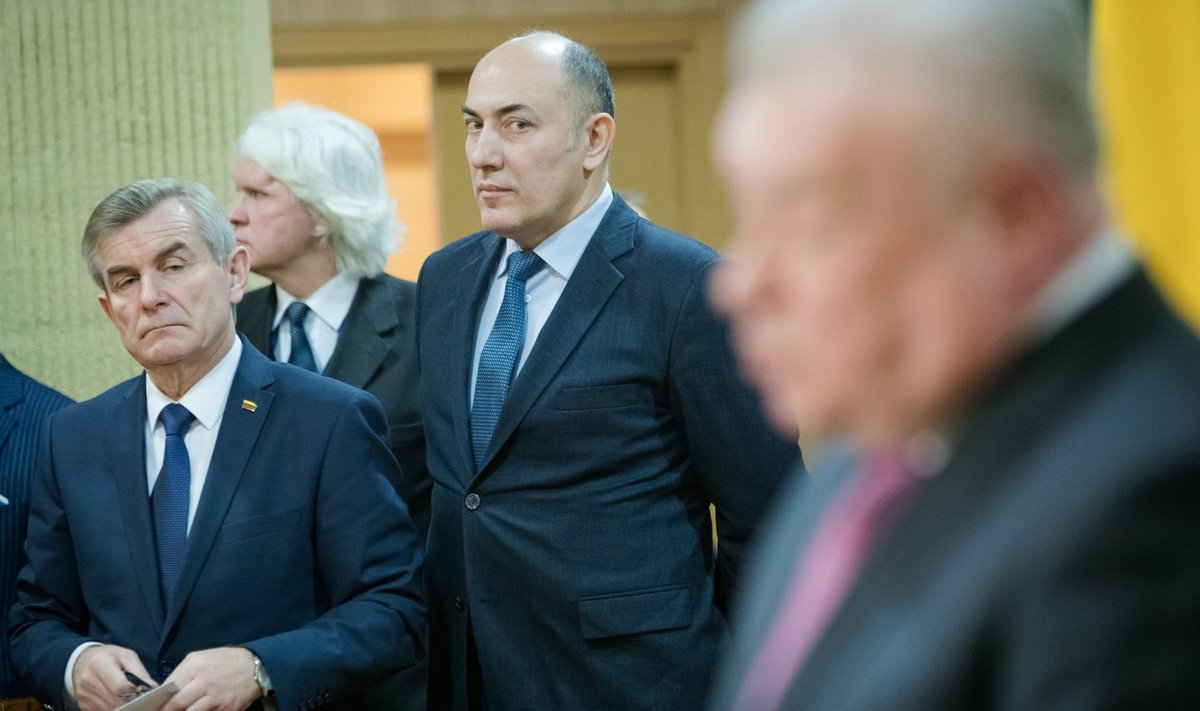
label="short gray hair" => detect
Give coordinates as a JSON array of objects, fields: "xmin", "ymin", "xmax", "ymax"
[
  {"xmin": 517, "ymin": 31, "xmax": 615, "ymax": 145},
  {"xmin": 83, "ymin": 178, "xmax": 235, "ymax": 288},
  {"xmin": 731, "ymin": 0, "xmax": 1097, "ymax": 178},
  {"xmin": 237, "ymin": 103, "xmax": 402, "ymax": 279}
]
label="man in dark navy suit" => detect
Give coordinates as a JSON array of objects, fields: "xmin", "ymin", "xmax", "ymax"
[
  {"xmin": 418, "ymin": 31, "xmax": 799, "ymax": 711},
  {"xmin": 9, "ymin": 178, "xmax": 424, "ymax": 711},
  {"xmin": 0, "ymin": 355, "xmax": 70, "ymax": 703}
]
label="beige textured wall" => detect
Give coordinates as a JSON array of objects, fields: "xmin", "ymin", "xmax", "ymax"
[{"xmin": 0, "ymin": 0, "xmax": 273, "ymax": 400}]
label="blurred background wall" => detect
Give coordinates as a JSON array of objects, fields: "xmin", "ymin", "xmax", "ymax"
[{"xmin": 1, "ymin": 1, "xmax": 271, "ymax": 399}]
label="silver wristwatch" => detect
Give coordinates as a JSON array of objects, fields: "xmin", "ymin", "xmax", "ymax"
[{"xmin": 252, "ymin": 653, "xmax": 274, "ymax": 697}]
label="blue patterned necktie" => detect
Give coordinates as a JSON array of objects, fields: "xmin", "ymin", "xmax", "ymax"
[
  {"xmin": 285, "ymin": 301, "xmax": 318, "ymax": 372},
  {"xmin": 152, "ymin": 403, "xmax": 195, "ymax": 608},
  {"xmin": 471, "ymin": 250, "xmax": 544, "ymax": 468}
]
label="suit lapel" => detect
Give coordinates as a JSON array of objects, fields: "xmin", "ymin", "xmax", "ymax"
[
  {"xmin": 450, "ymin": 237, "xmax": 507, "ymax": 479},
  {"xmin": 162, "ymin": 340, "xmax": 275, "ymax": 635},
  {"xmin": 473, "ymin": 204, "xmax": 636, "ymax": 479},
  {"xmin": 107, "ymin": 377, "xmax": 167, "ymax": 634},
  {"xmin": 324, "ymin": 277, "xmax": 394, "ymax": 390}
]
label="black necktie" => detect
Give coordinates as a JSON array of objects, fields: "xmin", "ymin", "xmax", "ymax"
[
  {"xmin": 285, "ymin": 301, "xmax": 318, "ymax": 372},
  {"xmin": 152, "ymin": 403, "xmax": 194, "ymax": 608}
]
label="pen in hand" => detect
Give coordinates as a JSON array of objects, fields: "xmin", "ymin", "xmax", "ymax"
[{"xmin": 123, "ymin": 670, "xmax": 154, "ymax": 694}]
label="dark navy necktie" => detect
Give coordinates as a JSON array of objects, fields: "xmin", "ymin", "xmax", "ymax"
[
  {"xmin": 471, "ymin": 250, "xmax": 544, "ymax": 468},
  {"xmin": 285, "ymin": 301, "xmax": 318, "ymax": 372},
  {"xmin": 152, "ymin": 403, "xmax": 195, "ymax": 608}
]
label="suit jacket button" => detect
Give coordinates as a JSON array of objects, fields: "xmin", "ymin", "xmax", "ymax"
[
  {"xmin": 454, "ymin": 596, "xmax": 465, "ymax": 611},
  {"xmin": 464, "ymin": 493, "xmax": 481, "ymax": 510}
]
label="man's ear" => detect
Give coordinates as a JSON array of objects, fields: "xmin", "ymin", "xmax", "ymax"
[
  {"xmin": 582, "ymin": 113, "xmax": 616, "ymax": 172},
  {"xmin": 98, "ymin": 292, "xmax": 116, "ymax": 325},
  {"xmin": 313, "ymin": 222, "xmax": 328, "ymax": 238},
  {"xmin": 979, "ymin": 153, "xmax": 1080, "ymax": 304},
  {"xmin": 228, "ymin": 245, "xmax": 251, "ymax": 306}
]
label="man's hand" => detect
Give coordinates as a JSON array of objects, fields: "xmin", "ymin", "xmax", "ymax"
[
  {"xmin": 73, "ymin": 644, "xmax": 156, "ymax": 711},
  {"xmin": 161, "ymin": 647, "xmax": 262, "ymax": 711}
]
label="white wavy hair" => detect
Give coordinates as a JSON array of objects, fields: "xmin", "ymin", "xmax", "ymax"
[{"xmin": 237, "ymin": 102, "xmax": 404, "ymax": 278}]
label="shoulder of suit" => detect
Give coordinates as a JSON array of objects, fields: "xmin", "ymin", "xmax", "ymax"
[
  {"xmin": 266, "ymin": 357, "xmax": 376, "ymax": 402},
  {"xmin": 0, "ymin": 366, "xmax": 72, "ymax": 416},
  {"xmin": 50, "ymin": 373, "xmax": 139, "ymax": 425},
  {"xmin": 361, "ymin": 272, "xmax": 416, "ymax": 298},
  {"xmin": 426, "ymin": 230, "xmax": 493, "ymax": 261},
  {"xmin": 614, "ymin": 219, "xmax": 721, "ymax": 281},
  {"xmin": 240, "ymin": 284, "xmax": 274, "ymax": 313}
]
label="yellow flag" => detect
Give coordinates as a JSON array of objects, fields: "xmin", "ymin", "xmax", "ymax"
[{"xmin": 1092, "ymin": 1, "xmax": 1200, "ymax": 329}]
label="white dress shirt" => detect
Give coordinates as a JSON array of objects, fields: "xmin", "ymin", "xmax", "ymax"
[
  {"xmin": 143, "ymin": 337, "xmax": 242, "ymax": 531},
  {"xmin": 271, "ymin": 273, "xmax": 359, "ymax": 372},
  {"xmin": 469, "ymin": 185, "xmax": 614, "ymax": 407}
]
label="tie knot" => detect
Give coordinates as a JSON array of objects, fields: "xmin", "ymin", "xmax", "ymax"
[
  {"xmin": 506, "ymin": 250, "xmax": 543, "ymax": 285},
  {"xmin": 286, "ymin": 301, "xmax": 310, "ymax": 326},
  {"xmin": 159, "ymin": 403, "xmax": 195, "ymax": 437}
]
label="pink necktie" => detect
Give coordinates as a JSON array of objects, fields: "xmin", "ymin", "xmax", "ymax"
[{"xmin": 734, "ymin": 451, "xmax": 917, "ymax": 711}]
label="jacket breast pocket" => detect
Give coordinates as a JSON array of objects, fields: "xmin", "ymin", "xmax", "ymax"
[
  {"xmin": 216, "ymin": 505, "xmax": 304, "ymax": 545},
  {"xmin": 577, "ymin": 585, "xmax": 692, "ymax": 641},
  {"xmin": 555, "ymin": 383, "xmax": 642, "ymax": 411}
]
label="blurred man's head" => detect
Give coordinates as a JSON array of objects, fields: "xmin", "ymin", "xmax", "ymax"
[
  {"xmin": 711, "ymin": 0, "xmax": 1105, "ymax": 445},
  {"xmin": 230, "ymin": 103, "xmax": 401, "ymax": 290},
  {"xmin": 463, "ymin": 32, "xmax": 616, "ymax": 249},
  {"xmin": 84, "ymin": 178, "xmax": 249, "ymax": 396}
]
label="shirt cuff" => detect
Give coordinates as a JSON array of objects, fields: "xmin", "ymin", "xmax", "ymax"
[{"xmin": 64, "ymin": 641, "xmax": 103, "ymax": 701}]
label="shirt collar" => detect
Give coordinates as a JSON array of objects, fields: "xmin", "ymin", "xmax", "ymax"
[
  {"xmin": 497, "ymin": 184, "xmax": 614, "ymax": 281},
  {"xmin": 145, "ymin": 337, "xmax": 242, "ymax": 432},
  {"xmin": 271, "ymin": 273, "xmax": 360, "ymax": 332},
  {"xmin": 1031, "ymin": 229, "xmax": 1135, "ymax": 343}
]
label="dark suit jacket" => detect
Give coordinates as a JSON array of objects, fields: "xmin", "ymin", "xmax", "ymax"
[
  {"xmin": 237, "ymin": 274, "xmax": 429, "ymax": 538},
  {"xmin": 8, "ymin": 339, "xmax": 425, "ymax": 711},
  {"xmin": 0, "ymin": 355, "xmax": 71, "ymax": 699},
  {"xmin": 418, "ymin": 197, "xmax": 799, "ymax": 710},
  {"xmin": 708, "ymin": 271, "xmax": 1200, "ymax": 711}
]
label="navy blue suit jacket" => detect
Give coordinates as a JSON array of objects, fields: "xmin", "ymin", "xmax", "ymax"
[
  {"xmin": 0, "ymin": 355, "xmax": 71, "ymax": 699},
  {"xmin": 9, "ymin": 339, "xmax": 424, "ymax": 711},
  {"xmin": 708, "ymin": 272, "xmax": 1200, "ymax": 710},
  {"xmin": 418, "ymin": 197, "xmax": 799, "ymax": 710}
]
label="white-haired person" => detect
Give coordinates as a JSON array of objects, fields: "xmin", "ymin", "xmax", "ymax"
[
  {"xmin": 230, "ymin": 103, "xmax": 428, "ymax": 711},
  {"xmin": 707, "ymin": 0, "xmax": 1200, "ymax": 709}
]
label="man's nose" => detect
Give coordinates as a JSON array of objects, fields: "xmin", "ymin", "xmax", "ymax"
[
  {"xmin": 467, "ymin": 129, "xmax": 501, "ymax": 170},
  {"xmin": 228, "ymin": 197, "xmax": 247, "ymax": 226},
  {"xmin": 138, "ymin": 273, "xmax": 169, "ymax": 309}
]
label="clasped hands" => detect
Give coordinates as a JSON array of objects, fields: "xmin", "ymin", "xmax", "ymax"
[{"xmin": 73, "ymin": 644, "xmax": 264, "ymax": 711}]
